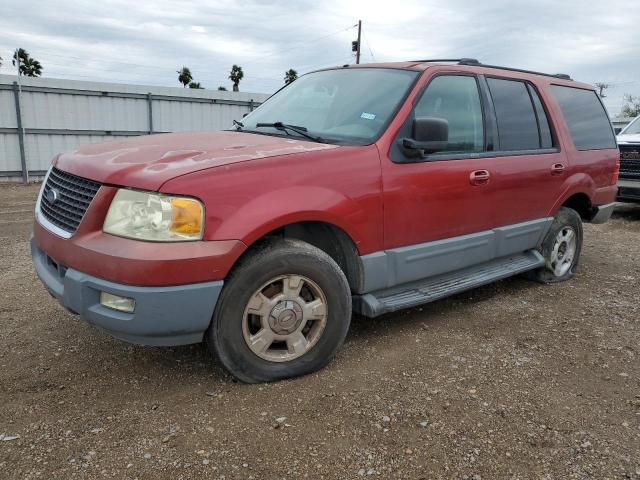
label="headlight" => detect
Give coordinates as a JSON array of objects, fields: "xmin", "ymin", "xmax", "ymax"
[{"xmin": 103, "ymin": 189, "xmax": 204, "ymax": 241}]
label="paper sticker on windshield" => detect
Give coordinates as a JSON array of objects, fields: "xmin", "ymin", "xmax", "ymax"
[{"xmin": 360, "ymin": 112, "xmax": 376, "ymax": 120}]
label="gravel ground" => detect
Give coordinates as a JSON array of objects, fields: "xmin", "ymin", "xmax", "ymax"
[{"xmin": 1, "ymin": 183, "xmax": 639, "ymax": 480}]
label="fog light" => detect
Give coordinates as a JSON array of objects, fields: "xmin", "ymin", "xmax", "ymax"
[{"xmin": 100, "ymin": 291, "xmax": 135, "ymax": 313}]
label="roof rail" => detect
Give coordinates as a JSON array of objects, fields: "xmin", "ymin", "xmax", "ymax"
[
  {"xmin": 410, "ymin": 58, "xmax": 480, "ymax": 64},
  {"xmin": 473, "ymin": 63, "xmax": 573, "ymax": 80},
  {"xmin": 412, "ymin": 58, "xmax": 573, "ymax": 81}
]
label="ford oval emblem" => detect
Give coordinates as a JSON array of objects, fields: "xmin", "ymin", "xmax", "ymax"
[{"xmin": 46, "ymin": 188, "xmax": 59, "ymax": 205}]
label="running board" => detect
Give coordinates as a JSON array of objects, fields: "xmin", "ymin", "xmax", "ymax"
[{"xmin": 353, "ymin": 250, "xmax": 544, "ymax": 317}]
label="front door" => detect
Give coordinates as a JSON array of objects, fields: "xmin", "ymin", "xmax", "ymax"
[{"xmin": 382, "ymin": 73, "xmax": 497, "ymax": 248}]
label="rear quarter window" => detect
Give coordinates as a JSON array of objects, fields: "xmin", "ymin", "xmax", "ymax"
[{"xmin": 550, "ymin": 85, "xmax": 616, "ymax": 150}]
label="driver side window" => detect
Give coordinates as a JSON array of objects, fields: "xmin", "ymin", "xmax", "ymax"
[{"xmin": 414, "ymin": 75, "xmax": 484, "ymax": 154}]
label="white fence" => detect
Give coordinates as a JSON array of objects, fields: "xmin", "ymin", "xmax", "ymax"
[{"xmin": 0, "ymin": 74, "xmax": 269, "ymax": 182}]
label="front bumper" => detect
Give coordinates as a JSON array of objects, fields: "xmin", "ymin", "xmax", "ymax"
[
  {"xmin": 617, "ymin": 179, "xmax": 640, "ymax": 203},
  {"xmin": 32, "ymin": 239, "xmax": 223, "ymax": 346}
]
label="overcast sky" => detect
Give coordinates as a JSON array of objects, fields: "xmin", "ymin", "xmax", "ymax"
[{"xmin": 1, "ymin": 0, "xmax": 639, "ymax": 115}]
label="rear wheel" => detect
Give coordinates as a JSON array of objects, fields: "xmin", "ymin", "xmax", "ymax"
[
  {"xmin": 207, "ymin": 239, "xmax": 351, "ymax": 383},
  {"xmin": 526, "ymin": 207, "xmax": 583, "ymax": 283}
]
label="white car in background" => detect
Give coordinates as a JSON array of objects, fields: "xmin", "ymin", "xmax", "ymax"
[{"xmin": 616, "ymin": 115, "xmax": 640, "ymax": 203}]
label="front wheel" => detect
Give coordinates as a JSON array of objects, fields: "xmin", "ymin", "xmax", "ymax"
[
  {"xmin": 526, "ymin": 206, "xmax": 583, "ymax": 283},
  {"xmin": 206, "ymin": 239, "xmax": 352, "ymax": 383}
]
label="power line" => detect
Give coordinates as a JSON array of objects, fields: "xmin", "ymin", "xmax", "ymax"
[
  {"xmin": 362, "ymin": 31, "xmax": 377, "ymax": 62},
  {"xmin": 242, "ymin": 23, "xmax": 358, "ymax": 65}
]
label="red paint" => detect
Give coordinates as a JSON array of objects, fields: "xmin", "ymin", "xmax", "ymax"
[{"xmin": 37, "ymin": 62, "xmax": 618, "ymax": 286}]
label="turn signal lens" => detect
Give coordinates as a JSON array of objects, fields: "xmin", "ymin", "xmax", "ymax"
[{"xmin": 170, "ymin": 198, "xmax": 203, "ymax": 235}]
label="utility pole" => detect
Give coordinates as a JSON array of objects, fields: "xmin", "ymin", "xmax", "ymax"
[
  {"xmin": 356, "ymin": 20, "xmax": 362, "ymax": 64},
  {"xmin": 14, "ymin": 49, "xmax": 28, "ymax": 183}
]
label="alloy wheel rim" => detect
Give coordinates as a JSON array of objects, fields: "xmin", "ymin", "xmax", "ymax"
[
  {"xmin": 242, "ymin": 274, "xmax": 328, "ymax": 362},
  {"xmin": 549, "ymin": 226, "xmax": 577, "ymax": 277}
]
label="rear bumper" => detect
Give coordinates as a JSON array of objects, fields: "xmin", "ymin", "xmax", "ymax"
[
  {"xmin": 617, "ymin": 179, "xmax": 640, "ymax": 203},
  {"xmin": 31, "ymin": 239, "xmax": 223, "ymax": 346},
  {"xmin": 589, "ymin": 202, "xmax": 617, "ymax": 224}
]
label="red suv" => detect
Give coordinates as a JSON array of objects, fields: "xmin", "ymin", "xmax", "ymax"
[{"xmin": 32, "ymin": 59, "xmax": 619, "ymax": 382}]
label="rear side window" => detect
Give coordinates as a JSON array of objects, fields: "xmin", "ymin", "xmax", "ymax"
[
  {"xmin": 487, "ymin": 78, "xmax": 543, "ymax": 151},
  {"xmin": 550, "ymin": 85, "xmax": 616, "ymax": 150}
]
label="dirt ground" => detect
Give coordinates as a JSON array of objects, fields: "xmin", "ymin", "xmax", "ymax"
[{"xmin": 0, "ymin": 183, "xmax": 639, "ymax": 480}]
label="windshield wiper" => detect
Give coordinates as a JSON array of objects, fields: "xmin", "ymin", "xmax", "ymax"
[
  {"xmin": 233, "ymin": 119, "xmax": 244, "ymax": 130},
  {"xmin": 255, "ymin": 121, "xmax": 325, "ymax": 143}
]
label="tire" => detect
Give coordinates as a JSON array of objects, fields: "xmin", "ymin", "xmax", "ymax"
[
  {"xmin": 206, "ymin": 238, "xmax": 352, "ymax": 383},
  {"xmin": 525, "ymin": 206, "xmax": 583, "ymax": 283}
]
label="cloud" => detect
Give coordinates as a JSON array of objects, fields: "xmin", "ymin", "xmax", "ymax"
[{"xmin": 0, "ymin": 0, "xmax": 638, "ymax": 114}]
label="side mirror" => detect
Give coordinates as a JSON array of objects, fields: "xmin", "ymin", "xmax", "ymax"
[{"xmin": 401, "ymin": 117, "xmax": 448, "ymax": 155}]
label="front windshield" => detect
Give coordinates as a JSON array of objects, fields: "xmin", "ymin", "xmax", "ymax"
[
  {"xmin": 621, "ymin": 116, "xmax": 640, "ymax": 135},
  {"xmin": 240, "ymin": 68, "xmax": 418, "ymax": 144}
]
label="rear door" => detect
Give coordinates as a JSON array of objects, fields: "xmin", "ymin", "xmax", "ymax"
[{"xmin": 478, "ymin": 76, "xmax": 568, "ymax": 226}]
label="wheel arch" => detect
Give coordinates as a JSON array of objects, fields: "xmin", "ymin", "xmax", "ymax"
[
  {"xmin": 230, "ymin": 220, "xmax": 365, "ymax": 294},
  {"xmin": 561, "ymin": 192, "xmax": 593, "ymax": 220},
  {"xmin": 550, "ymin": 173, "xmax": 597, "ymax": 221}
]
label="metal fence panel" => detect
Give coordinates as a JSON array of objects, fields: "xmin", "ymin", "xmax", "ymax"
[
  {"xmin": 21, "ymin": 92, "xmax": 150, "ymax": 131},
  {"xmin": 152, "ymin": 99, "xmax": 252, "ymax": 132},
  {"xmin": 23, "ymin": 133, "xmax": 121, "ymax": 172},
  {"xmin": 0, "ymin": 74, "xmax": 269, "ymax": 180},
  {"xmin": 0, "ymin": 90, "xmax": 17, "ymax": 129},
  {"xmin": 0, "ymin": 133, "xmax": 21, "ymax": 172}
]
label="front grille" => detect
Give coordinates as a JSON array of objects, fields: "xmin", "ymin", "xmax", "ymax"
[
  {"xmin": 619, "ymin": 144, "xmax": 640, "ymax": 179},
  {"xmin": 39, "ymin": 167, "xmax": 101, "ymax": 234}
]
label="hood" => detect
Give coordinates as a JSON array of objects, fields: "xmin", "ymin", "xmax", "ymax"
[
  {"xmin": 55, "ymin": 130, "xmax": 339, "ymax": 191},
  {"xmin": 617, "ymin": 133, "xmax": 640, "ymax": 145}
]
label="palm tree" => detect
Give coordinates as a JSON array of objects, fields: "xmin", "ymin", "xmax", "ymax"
[
  {"xmin": 284, "ymin": 69, "xmax": 298, "ymax": 85},
  {"xmin": 21, "ymin": 57, "xmax": 43, "ymax": 77},
  {"xmin": 229, "ymin": 65, "xmax": 244, "ymax": 92},
  {"xmin": 177, "ymin": 67, "xmax": 193, "ymax": 88},
  {"xmin": 12, "ymin": 48, "xmax": 29, "ymax": 68},
  {"xmin": 217, "ymin": 86, "xmax": 227, "ymax": 91},
  {"xmin": 188, "ymin": 81, "xmax": 203, "ymax": 89},
  {"xmin": 12, "ymin": 48, "xmax": 42, "ymax": 76}
]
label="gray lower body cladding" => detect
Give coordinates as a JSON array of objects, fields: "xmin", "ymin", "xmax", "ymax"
[
  {"xmin": 31, "ymin": 239, "xmax": 223, "ymax": 346},
  {"xmin": 353, "ymin": 218, "xmax": 553, "ymax": 317},
  {"xmin": 353, "ymin": 250, "xmax": 544, "ymax": 317},
  {"xmin": 358, "ymin": 217, "xmax": 552, "ymax": 293}
]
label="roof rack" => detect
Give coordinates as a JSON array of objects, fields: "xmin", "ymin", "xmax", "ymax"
[
  {"xmin": 412, "ymin": 58, "xmax": 572, "ymax": 81},
  {"xmin": 410, "ymin": 58, "xmax": 481, "ymax": 65}
]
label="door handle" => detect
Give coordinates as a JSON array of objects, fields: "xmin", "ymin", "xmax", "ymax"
[
  {"xmin": 551, "ymin": 163, "xmax": 566, "ymax": 175},
  {"xmin": 469, "ymin": 169, "xmax": 490, "ymax": 186}
]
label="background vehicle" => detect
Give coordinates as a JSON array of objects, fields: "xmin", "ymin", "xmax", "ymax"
[
  {"xmin": 616, "ymin": 115, "xmax": 640, "ymax": 203},
  {"xmin": 31, "ymin": 59, "xmax": 619, "ymax": 382}
]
